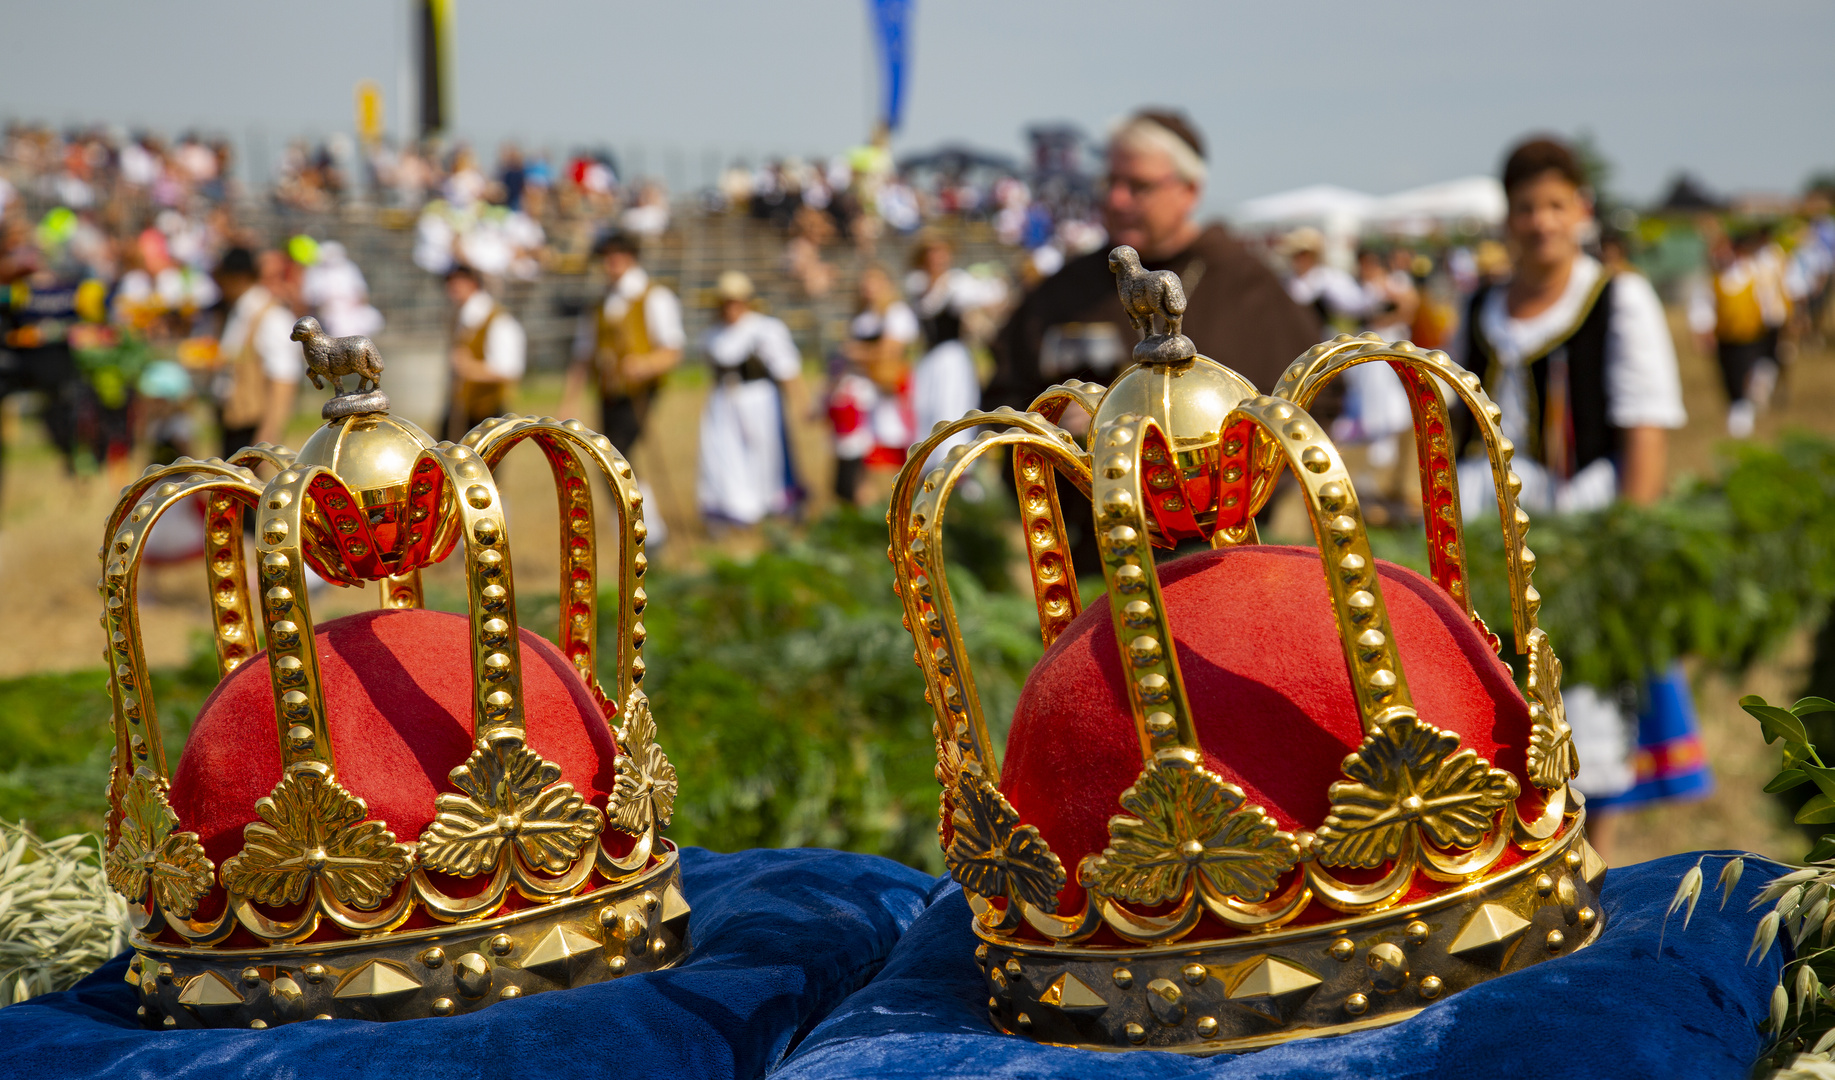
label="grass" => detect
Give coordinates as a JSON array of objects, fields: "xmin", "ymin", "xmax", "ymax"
[{"xmin": 0, "ymin": 644, "xmax": 217, "ymax": 838}]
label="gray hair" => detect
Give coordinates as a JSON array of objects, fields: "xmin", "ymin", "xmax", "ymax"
[{"xmin": 1109, "ymin": 116, "xmax": 1207, "ymax": 186}]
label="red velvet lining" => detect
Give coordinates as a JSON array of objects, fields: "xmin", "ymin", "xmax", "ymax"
[
  {"xmin": 1000, "ymin": 546, "xmax": 1531, "ymax": 915},
  {"xmin": 170, "ymin": 609, "xmax": 622, "ymax": 873}
]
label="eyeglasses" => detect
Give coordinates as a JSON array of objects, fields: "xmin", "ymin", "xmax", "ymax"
[{"xmin": 1099, "ymin": 174, "xmax": 1186, "ymax": 200}]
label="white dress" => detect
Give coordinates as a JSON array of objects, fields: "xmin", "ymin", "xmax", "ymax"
[
  {"xmin": 910, "ymin": 269, "xmax": 1006, "ymax": 471},
  {"xmin": 697, "ymin": 312, "xmax": 802, "ymax": 524}
]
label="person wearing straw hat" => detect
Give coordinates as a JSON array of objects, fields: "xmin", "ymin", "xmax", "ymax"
[
  {"xmin": 1279, "ymin": 226, "xmax": 1365, "ymax": 332},
  {"xmin": 697, "ymin": 271, "xmax": 805, "ymax": 527}
]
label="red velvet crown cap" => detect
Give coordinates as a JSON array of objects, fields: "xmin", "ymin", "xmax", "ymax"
[
  {"xmin": 1001, "ymin": 546, "xmax": 1532, "ymax": 915},
  {"xmin": 170, "ymin": 608, "xmax": 622, "ymax": 873}
]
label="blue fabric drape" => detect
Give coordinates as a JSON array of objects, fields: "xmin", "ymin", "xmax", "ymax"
[
  {"xmin": 0, "ymin": 847, "xmax": 933, "ymax": 1080},
  {"xmin": 775, "ymin": 852, "xmax": 1786, "ymax": 1080}
]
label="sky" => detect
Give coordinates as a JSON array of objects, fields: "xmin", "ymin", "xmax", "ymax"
[{"xmin": 2, "ymin": 0, "xmax": 1830, "ymax": 213}]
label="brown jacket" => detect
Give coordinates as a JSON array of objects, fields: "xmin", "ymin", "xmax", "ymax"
[{"xmin": 988, "ymin": 224, "xmax": 1324, "ymax": 414}]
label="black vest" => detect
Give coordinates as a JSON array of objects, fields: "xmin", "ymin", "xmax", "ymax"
[{"xmin": 1459, "ymin": 275, "xmax": 1617, "ymax": 478}]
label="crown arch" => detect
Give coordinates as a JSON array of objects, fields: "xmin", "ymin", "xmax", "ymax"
[
  {"xmin": 101, "ymin": 464, "xmax": 264, "ymax": 802},
  {"xmin": 464, "ymin": 415, "xmax": 652, "ymax": 723},
  {"xmin": 1270, "ymin": 335, "xmax": 1541, "ymax": 654},
  {"xmin": 892, "ymin": 408, "xmax": 1091, "ymax": 784}
]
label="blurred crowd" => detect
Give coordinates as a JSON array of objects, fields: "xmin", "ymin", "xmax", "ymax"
[{"xmin": 3, "ymin": 114, "xmax": 1833, "ymax": 549}]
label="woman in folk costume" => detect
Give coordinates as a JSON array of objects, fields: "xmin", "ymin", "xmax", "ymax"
[
  {"xmin": 697, "ymin": 271, "xmax": 805, "ymax": 527},
  {"xmin": 826, "ymin": 264, "xmax": 917, "ymax": 505},
  {"xmin": 1455, "ymin": 136, "xmax": 1704, "ymax": 856},
  {"xmin": 906, "ymin": 236, "xmax": 1007, "ymax": 472}
]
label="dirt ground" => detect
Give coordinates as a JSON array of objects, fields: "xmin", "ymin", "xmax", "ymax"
[{"xmin": 1, "ymin": 317, "xmax": 1829, "ymax": 867}]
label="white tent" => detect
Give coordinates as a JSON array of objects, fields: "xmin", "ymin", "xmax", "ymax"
[
  {"xmin": 1365, "ymin": 176, "xmax": 1506, "ymax": 234},
  {"xmin": 1233, "ymin": 184, "xmax": 1376, "ymax": 228},
  {"xmin": 1232, "ymin": 176, "xmax": 1506, "ymax": 240},
  {"xmin": 1233, "ymin": 185, "xmax": 1374, "ymax": 268}
]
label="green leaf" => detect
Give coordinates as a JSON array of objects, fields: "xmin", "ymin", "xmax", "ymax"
[
  {"xmin": 1798, "ymin": 793, "xmax": 1835, "ymax": 825},
  {"xmin": 1804, "ymin": 765, "xmax": 1835, "ymax": 802},
  {"xmin": 1745, "ymin": 697, "xmax": 1811, "ymax": 745},
  {"xmin": 1767, "ymin": 770, "xmax": 1812, "ymax": 793},
  {"xmin": 1810, "ymin": 836, "xmax": 1835, "ymax": 863},
  {"xmin": 1795, "ymin": 696, "xmax": 1835, "ymax": 717}
]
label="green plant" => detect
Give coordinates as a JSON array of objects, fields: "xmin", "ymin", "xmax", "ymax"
[
  {"xmin": 626, "ymin": 509, "xmax": 1040, "ymax": 871},
  {"xmin": 1670, "ymin": 695, "xmax": 1835, "ymax": 1072}
]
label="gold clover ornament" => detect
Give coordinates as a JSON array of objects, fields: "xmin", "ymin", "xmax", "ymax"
[
  {"xmin": 419, "ymin": 731, "xmax": 604, "ymax": 876},
  {"xmin": 221, "ymin": 766, "xmax": 415, "ymax": 908},
  {"xmin": 946, "ymin": 772, "xmax": 1066, "ymax": 912},
  {"xmin": 1525, "ymin": 629, "xmax": 1577, "ymax": 791},
  {"xmin": 1316, "ymin": 714, "xmax": 1520, "ymax": 868},
  {"xmin": 610, "ymin": 693, "xmax": 678, "ymax": 835},
  {"xmin": 105, "ymin": 772, "xmax": 214, "ymax": 918},
  {"xmin": 1081, "ymin": 754, "xmax": 1299, "ymax": 906}
]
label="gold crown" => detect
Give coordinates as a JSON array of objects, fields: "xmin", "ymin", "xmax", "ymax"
[
  {"xmin": 100, "ymin": 338, "xmax": 685, "ymax": 1028},
  {"xmin": 887, "ymin": 247, "xmax": 1603, "ymax": 1053}
]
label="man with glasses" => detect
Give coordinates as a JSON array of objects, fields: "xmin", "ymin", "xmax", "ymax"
[{"xmin": 988, "ymin": 109, "xmax": 1319, "ymax": 417}]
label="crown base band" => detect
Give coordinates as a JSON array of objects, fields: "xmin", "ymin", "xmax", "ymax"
[
  {"xmin": 977, "ymin": 825, "xmax": 1603, "ymax": 1054},
  {"xmin": 128, "ymin": 848, "xmax": 687, "ymax": 1029}
]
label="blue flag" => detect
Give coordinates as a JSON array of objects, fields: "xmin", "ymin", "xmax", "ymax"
[{"xmin": 869, "ymin": 0, "xmax": 912, "ymax": 131}]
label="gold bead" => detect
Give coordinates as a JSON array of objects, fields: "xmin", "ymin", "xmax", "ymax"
[
  {"xmin": 1112, "ymin": 967, "xmax": 1133, "ymax": 989},
  {"xmin": 430, "ymin": 997, "xmax": 455, "ymax": 1016},
  {"xmin": 1345, "ymin": 992, "xmax": 1369, "ymax": 1016},
  {"xmin": 488, "ymin": 934, "xmax": 514, "ymax": 956},
  {"xmin": 1195, "ymin": 1015, "xmax": 1219, "ymax": 1038},
  {"xmin": 1329, "ymin": 938, "xmax": 1356, "ymax": 961},
  {"xmin": 1124, "ymin": 1022, "xmax": 1147, "ymax": 1044},
  {"xmin": 1405, "ymin": 921, "xmax": 1430, "ymax": 945},
  {"xmin": 1419, "ymin": 975, "xmax": 1443, "ymax": 999}
]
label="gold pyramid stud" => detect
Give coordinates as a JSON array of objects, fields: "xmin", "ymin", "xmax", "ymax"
[
  {"xmin": 659, "ymin": 883, "xmax": 692, "ymax": 939},
  {"xmin": 1578, "ymin": 840, "xmax": 1607, "ymax": 886},
  {"xmin": 521, "ymin": 923, "xmax": 603, "ymax": 982},
  {"xmin": 177, "ymin": 969, "xmax": 245, "ymax": 1018},
  {"xmin": 1037, "ymin": 972, "xmax": 1108, "ymax": 1015},
  {"xmin": 332, "ymin": 959, "xmax": 424, "ymax": 1001},
  {"xmin": 1223, "ymin": 956, "xmax": 1323, "ymax": 1024},
  {"xmin": 1447, "ymin": 903, "xmax": 1532, "ymax": 970}
]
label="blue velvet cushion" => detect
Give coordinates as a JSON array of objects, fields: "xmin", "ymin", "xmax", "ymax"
[
  {"xmin": 775, "ymin": 852, "xmax": 1786, "ymax": 1080},
  {"xmin": 0, "ymin": 847, "xmax": 933, "ymax": 1080}
]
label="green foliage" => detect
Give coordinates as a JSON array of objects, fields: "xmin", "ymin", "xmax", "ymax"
[
  {"xmin": 1388, "ymin": 434, "xmax": 1835, "ymax": 692},
  {"xmin": 1676, "ymin": 696, "xmax": 1835, "ymax": 1069},
  {"xmin": 0, "ymin": 644, "xmax": 215, "ymax": 837},
  {"xmin": 628, "ymin": 509, "xmax": 1041, "ymax": 872}
]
